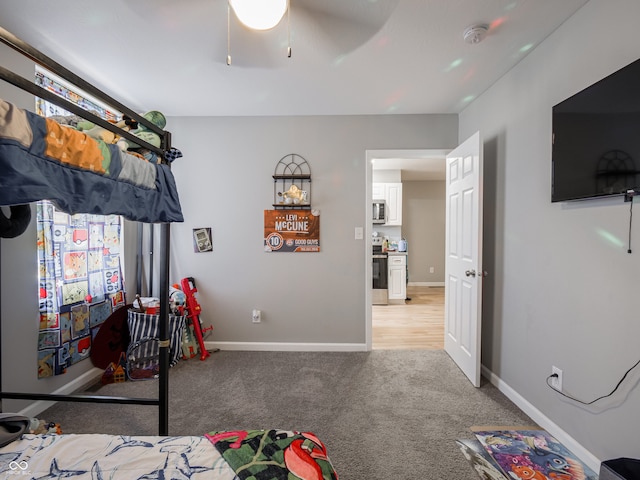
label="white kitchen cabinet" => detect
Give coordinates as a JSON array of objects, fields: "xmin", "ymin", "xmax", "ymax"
[
  {"xmin": 388, "ymin": 254, "xmax": 406, "ymax": 304},
  {"xmin": 372, "ymin": 182, "xmax": 402, "ymax": 225},
  {"xmin": 372, "ymin": 183, "xmax": 385, "ymax": 200},
  {"xmin": 384, "ymin": 183, "xmax": 402, "ymax": 226}
]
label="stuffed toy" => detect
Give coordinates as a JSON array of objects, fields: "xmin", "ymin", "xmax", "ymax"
[
  {"xmin": 119, "ymin": 110, "xmax": 166, "ymax": 151},
  {"xmin": 76, "ymin": 115, "xmax": 138, "ymax": 151},
  {"xmin": 71, "ymin": 110, "xmax": 167, "ymax": 162},
  {"xmin": 169, "ymin": 284, "xmax": 187, "ymax": 315}
]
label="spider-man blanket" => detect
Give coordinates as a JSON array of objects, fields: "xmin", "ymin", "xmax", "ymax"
[{"xmin": 206, "ymin": 429, "xmax": 338, "ymax": 480}]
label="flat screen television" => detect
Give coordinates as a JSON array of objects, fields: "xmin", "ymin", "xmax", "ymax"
[{"xmin": 551, "ymin": 57, "xmax": 640, "ymax": 202}]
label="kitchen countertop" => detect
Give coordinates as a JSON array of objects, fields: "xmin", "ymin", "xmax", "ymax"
[{"xmin": 386, "ymin": 250, "xmax": 407, "ymax": 255}]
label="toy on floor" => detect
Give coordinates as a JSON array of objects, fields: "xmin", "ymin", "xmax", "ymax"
[
  {"xmin": 29, "ymin": 417, "xmax": 62, "ymax": 435},
  {"xmin": 169, "ymin": 284, "xmax": 199, "ymax": 360},
  {"xmin": 180, "ymin": 277, "xmax": 214, "ymax": 361},
  {"xmin": 181, "ymin": 322, "xmax": 200, "ymax": 360},
  {"xmin": 169, "ymin": 285, "xmax": 186, "ymax": 315},
  {"xmin": 101, "ymin": 352, "xmax": 128, "ymax": 384}
]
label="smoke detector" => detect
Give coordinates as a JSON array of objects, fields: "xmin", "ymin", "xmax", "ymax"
[{"xmin": 463, "ymin": 24, "xmax": 489, "ymax": 44}]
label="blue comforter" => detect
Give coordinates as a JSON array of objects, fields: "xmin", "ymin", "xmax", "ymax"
[{"xmin": 0, "ymin": 98, "xmax": 183, "ymax": 223}]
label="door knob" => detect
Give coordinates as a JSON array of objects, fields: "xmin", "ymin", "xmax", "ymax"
[{"xmin": 465, "ymin": 269, "xmax": 476, "ymax": 277}]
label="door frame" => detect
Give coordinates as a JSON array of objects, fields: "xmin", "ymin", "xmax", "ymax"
[
  {"xmin": 365, "ymin": 150, "xmax": 374, "ymax": 350},
  {"xmin": 365, "ymin": 148, "xmax": 450, "ymax": 350}
]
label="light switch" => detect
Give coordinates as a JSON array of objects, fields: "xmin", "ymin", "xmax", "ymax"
[{"xmin": 354, "ymin": 227, "xmax": 363, "ymax": 240}]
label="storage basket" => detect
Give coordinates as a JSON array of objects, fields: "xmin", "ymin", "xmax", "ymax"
[{"xmin": 126, "ymin": 310, "xmax": 186, "ymax": 380}]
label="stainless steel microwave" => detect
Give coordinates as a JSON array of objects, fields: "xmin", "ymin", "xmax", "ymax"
[{"xmin": 372, "ymin": 200, "xmax": 386, "ymax": 224}]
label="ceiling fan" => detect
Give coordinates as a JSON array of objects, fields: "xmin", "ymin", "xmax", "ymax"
[{"xmin": 219, "ymin": 0, "xmax": 400, "ymax": 68}]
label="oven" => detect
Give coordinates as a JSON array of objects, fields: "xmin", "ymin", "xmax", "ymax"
[{"xmin": 372, "ymin": 238, "xmax": 388, "ymax": 305}]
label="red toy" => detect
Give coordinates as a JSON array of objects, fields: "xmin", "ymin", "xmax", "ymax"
[{"xmin": 180, "ymin": 277, "xmax": 213, "ymax": 361}]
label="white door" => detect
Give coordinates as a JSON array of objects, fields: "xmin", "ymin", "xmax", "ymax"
[{"xmin": 444, "ymin": 131, "xmax": 483, "ymax": 387}]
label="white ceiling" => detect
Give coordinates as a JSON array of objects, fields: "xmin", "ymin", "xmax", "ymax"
[
  {"xmin": 0, "ymin": 0, "xmax": 589, "ymax": 180},
  {"xmin": 371, "ymin": 149, "xmax": 449, "ymax": 181},
  {"xmin": 0, "ymin": 0, "xmax": 589, "ymax": 118}
]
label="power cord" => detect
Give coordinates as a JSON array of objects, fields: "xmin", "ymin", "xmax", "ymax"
[{"xmin": 546, "ymin": 357, "xmax": 640, "ymax": 405}]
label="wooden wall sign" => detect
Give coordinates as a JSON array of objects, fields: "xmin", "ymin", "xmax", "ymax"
[{"xmin": 264, "ymin": 209, "xmax": 320, "ymax": 252}]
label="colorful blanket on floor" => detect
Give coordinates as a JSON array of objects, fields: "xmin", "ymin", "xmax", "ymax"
[
  {"xmin": 469, "ymin": 428, "xmax": 598, "ymax": 480},
  {"xmin": 456, "ymin": 438, "xmax": 508, "ymax": 480},
  {"xmin": 205, "ymin": 429, "xmax": 338, "ymax": 480}
]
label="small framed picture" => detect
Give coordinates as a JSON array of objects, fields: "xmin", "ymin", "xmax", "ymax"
[{"xmin": 192, "ymin": 228, "xmax": 212, "ymax": 253}]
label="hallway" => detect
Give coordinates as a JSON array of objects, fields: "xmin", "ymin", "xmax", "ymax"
[{"xmin": 372, "ymin": 286, "xmax": 444, "ymax": 350}]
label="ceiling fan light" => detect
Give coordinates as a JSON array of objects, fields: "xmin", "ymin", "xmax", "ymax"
[{"xmin": 229, "ymin": 0, "xmax": 288, "ymax": 30}]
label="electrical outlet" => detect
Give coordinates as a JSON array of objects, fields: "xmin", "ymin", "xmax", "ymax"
[
  {"xmin": 429, "ymin": 267, "xmax": 435, "ymax": 273},
  {"xmin": 252, "ymin": 309, "xmax": 261, "ymax": 323},
  {"xmin": 550, "ymin": 366, "xmax": 563, "ymax": 391}
]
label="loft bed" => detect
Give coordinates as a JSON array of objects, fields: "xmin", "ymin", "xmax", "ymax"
[
  {"xmin": 0, "ymin": 28, "xmax": 339, "ymax": 480},
  {"xmin": 0, "ymin": 25, "xmax": 179, "ymax": 436}
]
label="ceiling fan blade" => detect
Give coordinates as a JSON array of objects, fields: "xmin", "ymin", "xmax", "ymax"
[{"xmin": 292, "ymin": 0, "xmax": 399, "ymax": 56}]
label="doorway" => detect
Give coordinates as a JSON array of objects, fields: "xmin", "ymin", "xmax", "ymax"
[
  {"xmin": 366, "ymin": 149, "xmax": 448, "ymax": 350},
  {"xmin": 372, "ymin": 285, "xmax": 444, "ymax": 349}
]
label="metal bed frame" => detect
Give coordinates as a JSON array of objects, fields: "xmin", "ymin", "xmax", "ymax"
[{"xmin": 0, "ymin": 26, "xmax": 173, "ymax": 435}]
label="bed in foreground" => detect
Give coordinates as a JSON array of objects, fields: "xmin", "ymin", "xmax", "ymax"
[{"xmin": 0, "ymin": 429, "xmax": 338, "ymax": 479}]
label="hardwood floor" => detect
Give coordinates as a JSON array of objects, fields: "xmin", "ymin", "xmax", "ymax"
[{"xmin": 372, "ymin": 285, "xmax": 444, "ymax": 350}]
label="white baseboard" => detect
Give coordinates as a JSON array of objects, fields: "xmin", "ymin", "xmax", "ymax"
[
  {"xmin": 481, "ymin": 364, "xmax": 601, "ymax": 473},
  {"xmin": 205, "ymin": 341, "xmax": 368, "ymax": 352},
  {"xmin": 408, "ymin": 282, "xmax": 444, "ymax": 287},
  {"xmin": 18, "ymin": 368, "xmax": 103, "ymax": 419}
]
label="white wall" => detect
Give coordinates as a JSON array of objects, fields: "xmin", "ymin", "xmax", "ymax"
[
  {"xmin": 459, "ymin": 0, "xmax": 640, "ymax": 463},
  {"xmin": 372, "ymin": 170, "xmax": 401, "ymax": 183},
  {"xmin": 167, "ymin": 115, "xmax": 457, "ymax": 347},
  {"xmin": 402, "ymin": 180, "xmax": 445, "ymax": 283}
]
